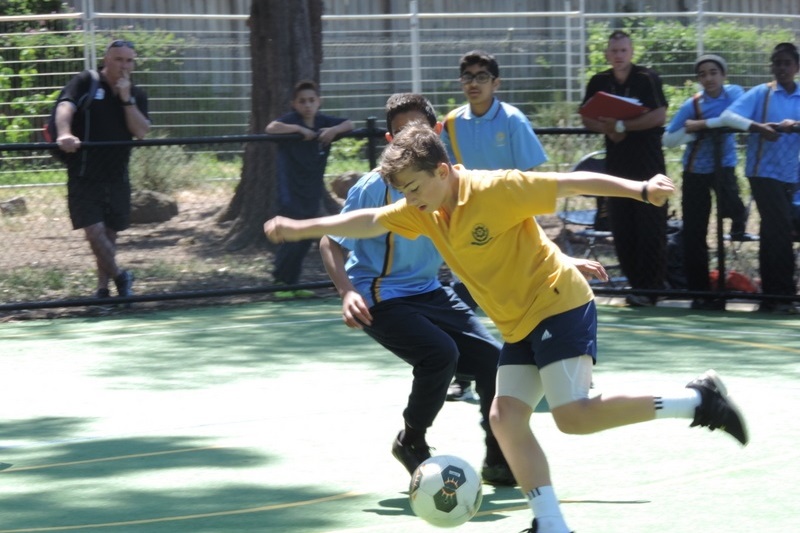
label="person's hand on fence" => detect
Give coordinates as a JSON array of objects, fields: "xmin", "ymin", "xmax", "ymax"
[
  {"xmin": 316, "ymin": 127, "xmax": 338, "ymax": 145},
  {"xmin": 56, "ymin": 133, "xmax": 81, "ymax": 153},
  {"xmin": 752, "ymin": 122, "xmax": 780, "ymax": 141}
]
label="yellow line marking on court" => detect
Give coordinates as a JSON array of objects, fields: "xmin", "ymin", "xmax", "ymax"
[
  {"xmin": 0, "ymin": 445, "xmax": 222, "ymax": 473},
  {"xmin": 602, "ymin": 325, "xmax": 800, "ymax": 354},
  {"xmin": 0, "ymin": 491, "xmax": 363, "ymax": 532}
]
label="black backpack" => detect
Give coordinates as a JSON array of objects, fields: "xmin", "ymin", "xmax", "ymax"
[{"xmin": 43, "ymin": 69, "xmax": 101, "ymax": 164}]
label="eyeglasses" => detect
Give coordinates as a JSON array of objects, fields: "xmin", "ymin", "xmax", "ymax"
[
  {"xmin": 459, "ymin": 72, "xmax": 495, "ymax": 85},
  {"xmin": 107, "ymin": 40, "xmax": 135, "ymax": 51}
]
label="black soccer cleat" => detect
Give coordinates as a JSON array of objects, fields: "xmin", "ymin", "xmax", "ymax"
[
  {"xmin": 686, "ymin": 369, "xmax": 748, "ymax": 446},
  {"xmin": 481, "ymin": 460, "xmax": 517, "ymax": 487},
  {"xmin": 391, "ymin": 431, "xmax": 431, "ymax": 475}
]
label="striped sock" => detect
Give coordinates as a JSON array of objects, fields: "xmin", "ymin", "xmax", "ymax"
[
  {"xmin": 526, "ymin": 485, "xmax": 571, "ymax": 533},
  {"xmin": 654, "ymin": 389, "xmax": 701, "ymax": 419}
]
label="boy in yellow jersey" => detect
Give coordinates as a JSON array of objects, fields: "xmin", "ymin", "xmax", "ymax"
[{"xmin": 264, "ymin": 123, "xmax": 748, "ymax": 533}]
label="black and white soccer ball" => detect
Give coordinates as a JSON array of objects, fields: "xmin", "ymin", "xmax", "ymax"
[{"xmin": 409, "ymin": 455, "xmax": 483, "ymax": 528}]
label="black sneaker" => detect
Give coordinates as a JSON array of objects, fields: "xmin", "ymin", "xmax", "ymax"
[
  {"xmin": 481, "ymin": 460, "xmax": 516, "ymax": 486},
  {"xmin": 446, "ymin": 380, "xmax": 478, "ymax": 401},
  {"xmin": 94, "ymin": 288, "xmax": 111, "ymax": 299},
  {"xmin": 690, "ymin": 298, "xmax": 725, "ymax": 311},
  {"xmin": 519, "ymin": 519, "xmax": 574, "ymax": 533},
  {"xmin": 686, "ymin": 369, "xmax": 748, "ymax": 445},
  {"xmin": 391, "ymin": 431, "xmax": 431, "ymax": 474},
  {"xmin": 114, "ymin": 270, "xmax": 134, "ymax": 298}
]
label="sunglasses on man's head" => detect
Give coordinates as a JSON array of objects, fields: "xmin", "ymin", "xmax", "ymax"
[{"xmin": 107, "ymin": 40, "xmax": 135, "ymax": 50}]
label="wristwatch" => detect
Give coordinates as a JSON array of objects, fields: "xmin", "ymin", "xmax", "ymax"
[
  {"xmin": 122, "ymin": 97, "xmax": 136, "ymax": 106},
  {"xmin": 614, "ymin": 120, "xmax": 626, "ymax": 133}
]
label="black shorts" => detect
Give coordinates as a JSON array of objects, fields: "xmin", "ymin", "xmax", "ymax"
[
  {"xmin": 67, "ymin": 176, "xmax": 131, "ymax": 231},
  {"xmin": 499, "ymin": 301, "xmax": 598, "ymax": 369}
]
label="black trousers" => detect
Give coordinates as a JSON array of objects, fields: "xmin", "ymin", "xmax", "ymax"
[
  {"xmin": 607, "ymin": 194, "xmax": 668, "ymax": 291},
  {"xmin": 681, "ymin": 168, "xmax": 747, "ymax": 292},
  {"xmin": 749, "ymin": 176, "xmax": 797, "ymax": 296},
  {"xmin": 362, "ymin": 286, "xmax": 500, "ymax": 442}
]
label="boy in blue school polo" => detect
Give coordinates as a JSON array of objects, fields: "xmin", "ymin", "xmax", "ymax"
[
  {"xmin": 720, "ymin": 42, "xmax": 800, "ymax": 313},
  {"xmin": 441, "ymin": 49, "xmax": 547, "ymax": 171},
  {"xmin": 662, "ymin": 54, "xmax": 749, "ymax": 310}
]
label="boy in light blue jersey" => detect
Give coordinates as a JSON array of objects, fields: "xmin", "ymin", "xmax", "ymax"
[
  {"xmin": 720, "ymin": 42, "xmax": 800, "ymax": 312},
  {"xmin": 662, "ymin": 54, "xmax": 748, "ymax": 310},
  {"xmin": 441, "ymin": 49, "xmax": 547, "ymax": 173}
]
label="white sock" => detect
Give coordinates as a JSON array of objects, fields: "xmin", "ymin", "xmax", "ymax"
[
  {"xmin": 526, "ymin": 486, "xmax": 570, "ymax": 533},
  {"xmin": 653, "ymin": 389, "xmax": 702, "ymax": 419}
]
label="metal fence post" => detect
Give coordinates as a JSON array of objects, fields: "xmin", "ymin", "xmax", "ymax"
[{"xmin": 366, "ymin": 116, "xmax": 379, "ymax": 169}]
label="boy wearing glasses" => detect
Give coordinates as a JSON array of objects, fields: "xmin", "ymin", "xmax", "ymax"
[
  {"xmin": 441, "ymin": 49, "xmax": 548, "ymax": 401},
  {"xmin": 54, "ymin": 39, "xmax": 150, "ymax": 301},
  {"xmin": 442, "ymin": 49, "xmax": 547, "ymax": 173}
]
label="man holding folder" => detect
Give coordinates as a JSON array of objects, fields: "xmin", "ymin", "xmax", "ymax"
[{"xmin": 580, "ymin": 30, "xmax": 670, "ymax": 307}]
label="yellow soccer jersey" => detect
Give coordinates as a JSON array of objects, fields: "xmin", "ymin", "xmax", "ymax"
[{"xmin": 376, "ymin": 166, "xmax": 594, "ymax": 342}]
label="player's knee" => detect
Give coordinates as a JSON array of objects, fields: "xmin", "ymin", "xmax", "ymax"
[
  {"xmin": 550, "ymin": 399, "xmax": 594, "ymax": 434},
  {"xmin": 489, "ymin": 396, "xmax": 528, "ymax": 434}
]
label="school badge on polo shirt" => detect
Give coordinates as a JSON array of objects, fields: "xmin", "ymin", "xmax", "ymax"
[
  {"xmin": 494, "ymin": 131, "xmax": 507, "ymax": 148},
  {"xmin": 470, "ymin": 223, "xmax": 492, "ymax": 246}
]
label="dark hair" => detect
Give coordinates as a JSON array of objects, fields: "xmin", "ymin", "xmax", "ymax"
[
  {"xmin": 292, "ymin": 79, "xmax": 319, "ymax": 99},
  {"xmin": 771, "ymin": 42, "xmax": 799, "ymax": 64},
  {"xmin": 379, "ymin": 123, "xmax": 449, "ymax": 187},
  {"xmin": 608, "ymin": 30, "xmax": 631, "ymax": 42},
  {"xmin": 459, "ymin": 49, "xmax": 500, "ymax": 78},
  {"xmin": 107, "ymin": 39, "xmax": 135, "ymax": 52},
  {"xmin": 385, "ymin": 93, "xmax": 437, "ymax": 133}
]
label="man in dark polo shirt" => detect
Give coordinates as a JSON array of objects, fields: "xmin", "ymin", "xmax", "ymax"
[
  {"xmin": 581, "ymin": 30, "xmax": 669, "ymax": 307},
  {"xmin": 54, "ymin": 39, "xmax": 150, "ymax": 300}
]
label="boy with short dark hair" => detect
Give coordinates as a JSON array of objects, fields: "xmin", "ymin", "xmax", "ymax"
[
  {"xmin": 265, "ymin": 123, "xmax": 748, "ymax": 533},
  {"xmin": 265, "ymin": 79, "xmax": 354, "ymax": 296}
]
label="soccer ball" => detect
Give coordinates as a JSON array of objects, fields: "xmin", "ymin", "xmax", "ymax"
[{"xmin": 409, "ymin": 455, "xmax": 483, "ymax": 528}]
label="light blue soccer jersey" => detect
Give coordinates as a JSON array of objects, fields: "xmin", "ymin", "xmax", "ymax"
[
  {"xmin": 726, "ymin": 82, "xmax": 800, "ymax": 182},
  {"xmin": 330, "ymin": 171, "xmax": 443, "ymax": 308},
  {"xmin": 440, "ymin": 98, "xmax": 548, "ymax": 170},
  {"xmin": 665, "ymin": 84, "xmax": 744, "ymax": 173}
]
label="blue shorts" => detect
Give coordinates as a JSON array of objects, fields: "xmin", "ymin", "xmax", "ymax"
[{"xmin": 499, "ymin": 301, "xmax": 597, "ymax": 369}]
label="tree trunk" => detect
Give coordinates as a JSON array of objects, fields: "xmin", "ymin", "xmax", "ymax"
[{"xmin": 220, "ymin": 0, "xmax": 323, "ymax": 251}]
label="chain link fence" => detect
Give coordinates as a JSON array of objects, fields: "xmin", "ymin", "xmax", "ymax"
[{"xmin": 3, "ymin": 128, "xmax": 796, "ymax": 316}]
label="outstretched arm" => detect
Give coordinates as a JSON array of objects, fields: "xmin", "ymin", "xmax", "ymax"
[
  {"xmin": 554, "ymin": 171, "xmax": 674, "ymax": 207},
  {"xmin": 264, "ymin": 208, "xmax": 388, "ymax": 243}
]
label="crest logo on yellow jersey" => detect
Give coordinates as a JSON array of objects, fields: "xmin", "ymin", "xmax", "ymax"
[{"xmin": 470, "ymin": 224, "xmax": 492, "ymax": 246}]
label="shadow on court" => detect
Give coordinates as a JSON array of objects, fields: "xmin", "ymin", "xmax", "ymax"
[{"xmin": 1, "ymin": 297, "xmax": 798, "ymax": 532}]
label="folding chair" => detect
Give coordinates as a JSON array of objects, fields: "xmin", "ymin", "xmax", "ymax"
[
  {"xmin": 556, "ymin": 150, "xmax": 624, "ymax": 285},
  {"xmin": 556, "ymin": 150, "xmax": 611, "ymax": 260}
]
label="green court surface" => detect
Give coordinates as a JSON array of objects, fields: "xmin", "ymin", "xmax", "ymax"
[{"xmin": 1, "ymin": 298, "xmax": 798, "ymax": 533}]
